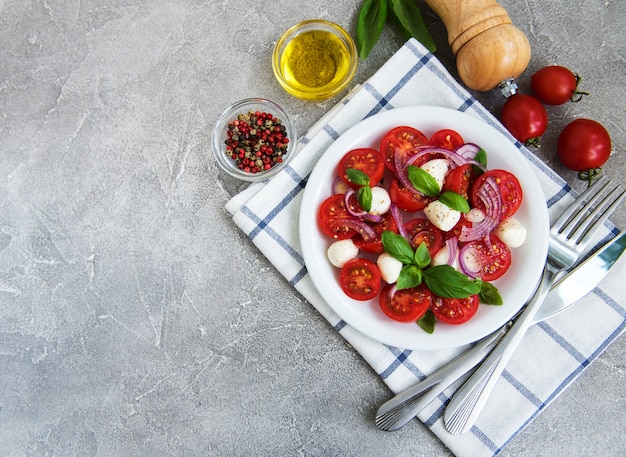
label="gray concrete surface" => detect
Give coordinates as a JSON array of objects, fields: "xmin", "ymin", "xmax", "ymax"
[{"xmin": 1, "ymin": 1, "xmax": 624, "ymax": 456}]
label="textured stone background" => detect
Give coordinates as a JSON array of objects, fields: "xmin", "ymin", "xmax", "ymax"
[{"xmin": 1, "ymin": 1, "xmax": 624, "ymax": 456}]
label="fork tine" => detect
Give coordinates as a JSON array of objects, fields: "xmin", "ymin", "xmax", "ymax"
[
  {"xmin": 572, "ymin": 186, "xmax": 626, "ymax": 246},
  {"xmin": 552, "ymin": 177, "xmax": 611, "ymax": 234}
]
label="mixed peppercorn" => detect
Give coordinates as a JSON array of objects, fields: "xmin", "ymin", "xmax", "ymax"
[{"xmin": 224, "ymin": 110, "xmax": 290, "ymax": 174}]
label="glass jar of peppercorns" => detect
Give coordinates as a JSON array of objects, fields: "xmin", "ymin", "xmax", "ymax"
[{"xmin": 212, "ymin": 98, "xmax": 297, "ymax": 181}]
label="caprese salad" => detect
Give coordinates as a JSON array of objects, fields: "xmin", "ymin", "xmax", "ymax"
[{"xmin": 317, "ymin": 126, "xmax": 526, "ymax": 333}]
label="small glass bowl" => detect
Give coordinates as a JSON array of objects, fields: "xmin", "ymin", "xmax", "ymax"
[
  {"xmin": 272, "ymin": 20, "xmax": 358, "ymax": 100},
  {"xmin": 212, "ymin": 98, "xmax": 297, "ymax": 182}
]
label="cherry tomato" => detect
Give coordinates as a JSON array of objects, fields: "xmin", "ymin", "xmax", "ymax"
[
  {"xmin": 442, "ymin": 163, "xmax": 475, "ymax": 200},
  {"xmin": 431, "ymin": 294, "xmax": 479, "ymax": 325},
  {"xmin": 403, "ymin": 218, "xmax": 444, "ymax": 257},
  {"xmin": 379, "ymin": 283, "xmax": 432, "ymax": 323},
  {"xmin": 557, "ymin": 119, "xmax": 611, "ymax": 173},
  {"xmin": 460, "ymin": 234, "xmax": 512, "ymax": 281},
  {"xmin": 531, "ymin": 65, "xmax": 588, "ymax": 105},
  {"xmin": 501, "ymin": 94, "xmax": 548, "ymax": 146},
  {"xmin": 429, "ymin": 129, "xmax": 464, "ymax": 150},
  {"xmin": 317, "ymin": 194, "xmax": 356, "ymax": 240},
  {"xmin": 388, "ymin": 178, "xmax": 433, "ymax": 212},
  {"xmin": 339, "ymin": 258, "xmax": 381, "ymax": 301},
  {"xmin": 353, "ymin": 212, "xmax": 399, "ymax": 254},
  {"xmin": 471, "ymin": 169, "xmax": 523, "ymax": 221},
  {"xmin": 380, "ymin": 126, "xmax": 429, "ymax": 172},
  {"xmin": 337, "ymin": 148, "xmax": 385, "ymax": 189}
]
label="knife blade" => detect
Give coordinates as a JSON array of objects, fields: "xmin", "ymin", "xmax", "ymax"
[
  {"xmin": 375, "ymin": 229, "xmax": 626, "ymax": 432},
  {"xmin": 533, "ymin": 229, "xmax": 626, "ymax": 323}
]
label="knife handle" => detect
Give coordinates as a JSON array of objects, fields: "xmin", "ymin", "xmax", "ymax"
[{"xmin": 424, "ymin": 0, "xmax": 531, "ymax": 91}]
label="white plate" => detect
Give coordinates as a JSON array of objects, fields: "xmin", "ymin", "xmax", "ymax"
[{"xmin": 299, "ymin": 107, "xmax": 549, "ymax": 350}]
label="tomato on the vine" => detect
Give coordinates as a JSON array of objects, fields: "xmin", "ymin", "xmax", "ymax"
[
  {"xmin": 531, "ymin": 65, "xmax": 588, "ymax": 105},
  {"xmin": 501, "ymin": 94, "xmax": 548, "ymax": 146},
  {"xmin": 557, "ymin": 119, "xmax": 611, "ymax": 181}
]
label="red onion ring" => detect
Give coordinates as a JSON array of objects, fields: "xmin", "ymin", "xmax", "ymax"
[
  {"xmin": 343, "ymin": 189, "xmax": 383, "ymax": 223},
  {"xmin": 340, "ymin": 218, "xmax": 378, "ymax": 242},
  {"xmin": 445, "ymin": 237, "xmax": 458, "ymax": 266},
  {"xmin": 458, "ymin": 243, "xmax": 483, "ymax": 278},
  {"xmin": 390, "ymin": 204, "xmax": 410, "ymax": 241},
  {"xmin": 459, "ymin": 176, "xmax": 502, "ymax": 242}
]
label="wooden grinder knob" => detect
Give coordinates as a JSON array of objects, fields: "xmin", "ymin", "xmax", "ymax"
[{"xmin": 425, "ymin": 0, "xmax": 531, "ymax": 92}]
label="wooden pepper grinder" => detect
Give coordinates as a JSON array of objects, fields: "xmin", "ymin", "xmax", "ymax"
[{"xmin": 425, "ymin": 0, "xmax": 531, "ymax": 94}]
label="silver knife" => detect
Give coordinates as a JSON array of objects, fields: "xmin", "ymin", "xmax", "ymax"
[{"xmin": 376, "ymin": 229, "xmax": 626, "ymax": 432}]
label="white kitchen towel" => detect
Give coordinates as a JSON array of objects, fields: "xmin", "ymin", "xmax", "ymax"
[{"xmin": 224, "ymin": 38, "xmax": 625, "ymax": 457}]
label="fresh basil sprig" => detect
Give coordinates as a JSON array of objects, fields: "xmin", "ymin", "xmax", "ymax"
[
  {"xmin": 407, "ymin": 165, "xmax": 439, "ymax": 197},
  {"xmin": 417, "ymin": 309, "xmax": 435, "ymax": 334},
  {"xmin": 356, "ymin": 0, "xmax": 436, "ymax": 60},
  {"xmin": 346, "ymin": 168, "xmax": 372, "ymax": 212},
  {"xmin": 407, "ymin": 165, "xmax": 470, "ymax": 212}
]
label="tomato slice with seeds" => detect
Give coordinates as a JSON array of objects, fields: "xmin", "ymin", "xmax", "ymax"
[
  {"xmin": 337, "ymin": 148, "xmax": 385, "ymax": 188},
  {"xmin": 317, "ymin": 194, "xmax": 357, "ymax": 240},
  {"xmin": 389, "ymin": 178, "xmax": 433, "ymax": 212},
  {"xmin": 379, "ymin": 283, "xmax": 432, "ymax": 323},
  {"xmin": 429, "ymin": 129, "xmax": 465, "ymax": 151},
  {"xmin": 404, "ymin": 218, "xmax": 444, "ymax": 257},
  {"xmin": 339, "ymin": 258, "xmax": 381, "ymax": 301},
  {"xmin": 460, "ymin": 234, "xmax": 512, "ymax": 281},
  {"xmin": 471, "ymin": 169, "xmax": 522, "ymax": 220},
  {"xmin": 380, "ymin": 126, "xmax": 429, "ymax": 172},
  {"xmin": 353, "ymin": 212, "xmax": 399, "ymax": 254},
  {"xmin": 431, "ymin": 294, "xmax": 479, "ymax": 325},
  {"xmin": 442, "ymin": 163, "xmax": 475, "ymax": 200}
]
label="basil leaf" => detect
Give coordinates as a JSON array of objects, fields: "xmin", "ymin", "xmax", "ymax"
[
  {"xmin": 417, "ymin": 310, "xmax": 436, "ymax": 334},
  {"xmin": 346, "ymin": 167, "xmax": 371, "ymax": 186},
  {"xmin": 356, "ymin": 0, "xmax": 388, "ymax": 60},
  {"xmin": 407, "ymin": 165, "xmax": 440, "ymax": 197},
  {"xmin": 423, "ymin": 265, "xmax": 482, "ymax": 298},
  {"xmin": 397, "ymin": 265, "xmax": 422, "ymax": 290},
  {"xmin": 474, "ymin": 148, "xmax": 488, "ymax": 167},
  {"xmin": 382, "ymin": 230, "xmax": 415, "ymax": 264},
  {"xmin": 479, "ymin": 281, "xmax": 503, "ymax": 305},
  {"xmin": 414, "ymin": 242, "xmax": 431, "ymax": 269},
  {"xmin": 388, "ymin": 0, "xmax": 436, "ymax": 53},
  {"xmin": 358, "ymin": 185, "xmax": 372, "ymax": 212},
  {"xmin": 439, "ymin": 191, "xmax": 470, "ymax": 213}
]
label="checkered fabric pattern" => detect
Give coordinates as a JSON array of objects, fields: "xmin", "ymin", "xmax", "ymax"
[{"xmin": 225, "ymin": 39, "xmax": 625, "ymax": 456}]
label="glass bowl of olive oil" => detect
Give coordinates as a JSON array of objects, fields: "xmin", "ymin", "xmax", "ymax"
[{"xmin": 272, "ymin": 20, "xmax": 358, "ymax": 100}]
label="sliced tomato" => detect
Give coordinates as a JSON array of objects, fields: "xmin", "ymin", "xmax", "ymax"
[
  {"xmin": 379, "ymin": 283, "xmax": 432, "ymax": 323},
  {"xmin": 317, "ymin": 194, "xmax": 357, "ymax": 240},
  {"xmin": 431, "ymin": 294, "xmax": 479, "ymax": 325},
  {"xmin": 337, "ymin": 148, "xmax": 385, "ymax": 188},
  {"xmin": 471, "ymin": 169, "xmax": 523, "ymax": 220},
  {"xmin": 389, "ymin": 178, "xmax": 432, "ymax": 212},
  {"xmin": 442, "ymin": 163, "xmax": 475, "ymax": 200},
  {"xmin": 404, "ymin": 218, "xmax": 444, "ymax": 256},
  {"xmin": 429, "ymin": 129, "xmax": 464, "ymax": 151},
  {"xmin": 380, "ymin": 126, "xmax": 429, "ymax": 172},
  {"xmin": 460, "ymin": 234, "xmax": 512, "ymax": 281},
  {"xmin": 353, "ymin": 212, "xmax": 399, "ymax": 254},
  {"xmin": 339, "ymin": 258, "xmax": 381, "ymax": 301}
]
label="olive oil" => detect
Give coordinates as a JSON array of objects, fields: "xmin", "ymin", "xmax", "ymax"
[{"xmin": 279, "ymin": 29, "xmax": 353, "ymax": 98}]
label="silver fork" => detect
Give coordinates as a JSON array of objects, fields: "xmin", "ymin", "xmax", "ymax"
[
  {"xmin": 375, "ymin": 177, "xmax": 625, "ymax": 433},
  {"xmin": 443, "ymin": 177, "xmax": 625, "ymax": 435}
]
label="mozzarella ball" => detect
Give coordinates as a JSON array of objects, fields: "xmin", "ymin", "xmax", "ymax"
[
  {"xmin": 424, "ymin": 200, "xmax": 461, "ymax": 232},
  {"xmin": 327, "ymin": 239, "xmax": 359, "ymax": 268},
  {"xmin": 494, "ymin": 217, "xmax": 527, "ymax": 248},
  {"xmin": 420, "ymin": 158, "xmax": 450, "ymax": 191},
  {"xmin": 465, "ymin": 208, "xmax": 485, "ymax": 223},
  {"xmin": 377, "ymin": 252, "xmax": 403, "ymax": 284},
  {"xmin": 369, "ymin": 186, "xmax": 391, "ymax": 215},
  {"xmin": 431, "ymin": 244, "xmax": 458, "ymax": 269}
]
